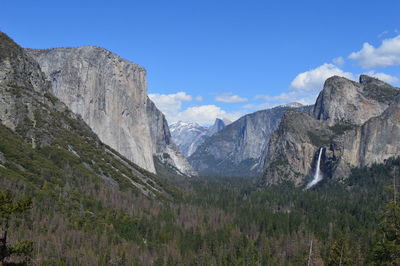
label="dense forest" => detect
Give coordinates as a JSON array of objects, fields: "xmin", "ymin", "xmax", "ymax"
[{"xmin": 1, "ymin": 118, "xmax": 399, "ymax": 265}]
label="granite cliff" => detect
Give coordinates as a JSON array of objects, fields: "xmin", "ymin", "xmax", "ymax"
[
  {"xmin": 263, "ymin": 75, "xmax": 400, "ymax": 186},
  {"xmin": 0, "ymin": 32, "xmax": 171, "ymax": 197},
  {"xmin": 26, "ymin": 47, "xmax": 195, "ymax": 176}
]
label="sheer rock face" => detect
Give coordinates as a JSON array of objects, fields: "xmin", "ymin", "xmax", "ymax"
[
  {"xmin": 263, "ymin": 111, "xmax": 331, "ymax": 186},
  {"xmin": 189, "ymin": 105, "xmax": 313, "ymax": 177},
  {"xmin": 264, "ymin": 75, "xmax": 400, "ymax": 186},
  {"xmin": 206, "ymin": 118, "xmax": 230, "ymax": 136},
  {"xmin": 26, "ymin": 47, "xmax": 195, "ymax": 176},
  {"xmin": 0, "ymin": 32, "xmax": 170, "ymax": 197},
  {"xmin": 358, "ymin": 94, "xmax": 400, "ymax": 166}
]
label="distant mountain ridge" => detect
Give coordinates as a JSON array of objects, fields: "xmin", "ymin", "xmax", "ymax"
[
  {"xmin": 188, "ymin": 104, "xmax": 313, "ymax": 176},
  {"xmin": 170, "ymin": 118, "xmax": 231, "ymax": 157}
]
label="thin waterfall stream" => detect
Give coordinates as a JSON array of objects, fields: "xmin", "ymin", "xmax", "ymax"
[{"xmin": 306, "ymin": 147, "xmax": 323, "ymax": 189}]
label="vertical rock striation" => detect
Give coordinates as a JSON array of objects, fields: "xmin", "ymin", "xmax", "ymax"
[
  {"xmin": 26, "ymin": 47, "xmax": 195, "ymax": 176},
  {"xmin": 0, "ymin": 32, "xmax": 170, "ymax": 197}
]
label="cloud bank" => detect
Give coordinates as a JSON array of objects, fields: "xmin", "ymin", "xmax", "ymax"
[
  {"xmin": 256, "ymin": 63, "xmax": 355, "ymax": 106},
  {"xmin": 149, "ymin": 92, "xmax": 241, "ymax": 125},
  {"xmin": 349, "ymin": 35, "xmax": 400, "ymax": 68}
]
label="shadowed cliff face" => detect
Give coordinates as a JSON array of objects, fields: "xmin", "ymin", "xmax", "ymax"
[
  {"xmin": 26, "ymin": 47, "xmax": 196, "ymax": 176},
  {"xmin": 264, "ymin": 75, "xmax": 400, "ymax": 186},
  {"xmin": 0, "ymin": 33, "xmax": 50, "ymax": 95}
]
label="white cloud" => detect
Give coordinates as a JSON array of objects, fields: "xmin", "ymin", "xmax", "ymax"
[
  {"xmin": 253, "ymin": 63, "xmax": 355, "ymax": 110},
  {"xmin": 365, "ymin": 71, "xmax": 399, "ymax": 83},
  {"xmin": 148, "ymin": 92, "xmax": 192, "ymax": 121},
  {"xmin": 290, "ymin": 63, "xmax": 354, "ymax": 91},
  {"xmin": 333, "ymin": 56, "xmax": 345, "ymax": 65},
  {"xmin": 149, "ymin": 92, "xmax": 241, "ymax": 125},
  {"xmin": 148, "ymin": 92, "xmax": 192, "ymax": 113},
  {"xmin": 195, "ymin": 96, "xmax": 203, "ymax": 101},
  {"xmin": 174, "ymin": 105, "xmax": 241, "ymax": 125},
  {"xmin": 349, "ymin": 35, "xmax": 400, "ymax": 68},
  {"xmin": 215, "ymin": 93, "xmax": 248, "ymax": 103}
]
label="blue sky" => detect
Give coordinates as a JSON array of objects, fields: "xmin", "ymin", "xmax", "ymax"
[{"xmin": 2, "ymin": 0, "xmax": 400, "ymax": 125}]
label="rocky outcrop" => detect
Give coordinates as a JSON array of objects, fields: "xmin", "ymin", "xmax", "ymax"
[
  {"xmin": 0, "ymin": 35, "xmax": 50, "ymax": 95},
  {"xmin": 313, "ymin": 75, "xmax": 398, "ymax": 125},
  {"xmin": 170, "ymin": 118, "xmax": 231, "ymax": 157},
  {"xmin": 206, "ymin": 118, "xmax": 231, "ymax": 136},
  {"xmin": 189, "ymin": 105, "xmax": 312, "ymax": 176},
  {"xmin": 26, "ymin": 47, "xmax": 195, "ymax": 176},
  {"xmin": 264, "ymin": 75, "xmax": 400, "ymax": 186},
  {"xmin": 146, "ymin": 99, "xmax": 197, "ymax": 176}
]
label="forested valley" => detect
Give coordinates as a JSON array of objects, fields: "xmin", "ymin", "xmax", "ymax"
[{"xmin": 1, "ymin": 121, "xmax": 399, "ymax": 265}]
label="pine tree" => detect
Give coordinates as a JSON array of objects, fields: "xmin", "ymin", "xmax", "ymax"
[
  {"xmin": 327, "ymin": 237, "xmax": 351, "ymax": 266},
  {"xmin": 370, "ymin": 201, "xmax": 400, "ymax": 265},
  {"xmin": 370, "ymin": 172, "xmax": 400, "ymax": 265},
  {"xmin": 0, "ymin": 190, "xmax": 32, "ymax": 265}
]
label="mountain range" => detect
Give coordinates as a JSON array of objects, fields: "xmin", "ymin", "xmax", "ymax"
[
  {"xmin": 169, "ymin": 118, "xmax": 231, "ymax": 157},
  {"xmin": 2, "ymin": 30, "xmax": 399, "ymax": 187},
  {"xmin": 188, "ymin": 104, "xmax": 313, "ymax": 176}
]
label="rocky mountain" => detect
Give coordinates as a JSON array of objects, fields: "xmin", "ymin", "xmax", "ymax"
[
  {"xmin": 170, "ymin": 118, "xmax": 230, "ymax": 157},
  {"xmin": 206, "ymin": 118, "xmax": 231, "ymax": 136},
  {"xmin": 170, "ymin": 121, "xmax": 207, "ymax": 157},
  {"xmin": 188, "ymin": 104, "xmax": 312, "ymax": 176},
  {"xmin": 263, "ymin": 75, "xmax": 400, "ymax": 186},
  {"xmin": 0, "ymin": 32, "xmax": 171, "ymax": 198},
  {"xmin": 313, "ymin": 75, "xmax": 396, "ymax": 126},
  {"xmin": 25, "ymin": 46, "xmax": 196, "ymax": 177}
]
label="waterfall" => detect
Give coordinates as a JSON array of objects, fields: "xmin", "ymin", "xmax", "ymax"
[{"xmin": 306, "ymin": 148, "xmax": 324, "ymax": 189}]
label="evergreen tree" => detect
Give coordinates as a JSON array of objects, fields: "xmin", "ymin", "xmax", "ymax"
[
  {"xmin": 369, "ymin": 179, "xmax": 400, "ymax": 265},
  {"xmin": 0, "ymin": 190, "xmax": 32, "ymax": 265},
  {"xmin": 327, "ymin": 237, "xmax": 351, "ymax": 266},
  {"xmin": 370, "ymin": 202, "xmax": 400, "ymax": 265}
]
